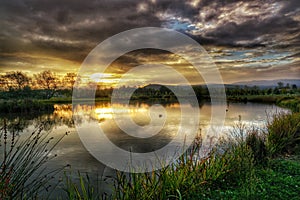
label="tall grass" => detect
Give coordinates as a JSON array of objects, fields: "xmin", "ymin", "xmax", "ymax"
[
  {"xmin": 266, "ymin": 112, "xmax": 300, "ymax": 156},
  {"xmin": 62, "ymin": 171, "xmax": 104, "ymax": 200},
  {"xmin": 111, "ymin": 126, "xmax": 259, "ymax": 200},
  {"xmin": 0, "ymin": 119, "xmax": 68, "ymax": 199}
]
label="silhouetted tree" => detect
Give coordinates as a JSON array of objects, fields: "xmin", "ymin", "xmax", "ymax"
[
  {"xmin": 34, "ymin": 70, "xmax": 59, "ymax": 98},
  {"xmin": 0, "ymin": 74, "xmax": 8, "ymax": 91},
  {"xmin": 273, "ymin": 87, "xmax": 280, "ymax": 94},
  {"xmin": 62, "ymin": 73, "xmax": 78, "ymax": 90},
  {"xmin": 2, "ymin": 71, "xmax": 30, "ymax": 90},
  {"xmin": 267, "ymin": 88, "xmax": 272, "ymax": 95},
  {"xmin": 286, "ymin": 83, "xmax": 290, "ymax": 89},
  {"xmin": 277, "ymin": 81, "xmax": 284, "ymax": 89}
]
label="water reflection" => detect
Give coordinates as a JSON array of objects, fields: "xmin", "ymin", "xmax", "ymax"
[
  {"xmin": 0, "ymin": 102, "xmax": 289, "ymax": 140},
  {"xmin": 0, "ymin": 102, "xmax": 289, "ymax": 169}
]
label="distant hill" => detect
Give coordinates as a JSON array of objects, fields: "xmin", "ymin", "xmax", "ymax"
[
  {"xmin": 144, "ymin": 84, "xmax": 164, "ymax": 90},
  {"xmin": 232, "ymin": 79, "xmax": 300, "ymax": 88},
  {"xmin": 142, "ymin": 79, "xmax": 300, "ymax": 90}
]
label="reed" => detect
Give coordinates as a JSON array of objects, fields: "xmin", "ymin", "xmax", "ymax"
[{"xmin": 0, "ymin": 119, "xmax": 68, "ymax": 199}]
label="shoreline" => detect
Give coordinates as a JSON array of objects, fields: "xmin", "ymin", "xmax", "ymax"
[{"xmin": 0, "ymin": 94, "xmax": 299, "ymax": 113}]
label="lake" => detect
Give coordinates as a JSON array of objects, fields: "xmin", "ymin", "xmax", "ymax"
[{"xmin": 0, "ymin": 101, "xmax": 289, "ymax": 197}]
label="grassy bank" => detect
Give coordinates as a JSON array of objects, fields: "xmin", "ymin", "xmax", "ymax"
[
  {"xmin": 277, "ymin": 96, "xmax": 300, "ymax": 112},
  {"xmin": 228, "ymin": 94, "xmax": 300, "ymax": 112}
]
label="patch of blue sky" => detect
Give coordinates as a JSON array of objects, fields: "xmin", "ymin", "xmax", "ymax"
[
  {"xmin": 163, "ymin": 18, "xmax": 197, "ymax": 32},
  {"xmin": 249, "ymin": 51, "xmax": 292, "ymax": 62},
  {"xmin": 216, "ymin": 50, "xmax": 292, "ymax": 63},
  {"xmin": 214, "ymin": 49, "xmax": 254, "ymax": 60}
]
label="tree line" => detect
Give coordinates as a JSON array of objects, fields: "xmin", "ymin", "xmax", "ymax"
[
  {"xmin": 0, "ymin": 70, "xmax": 77, "ymax": 99},
  {"xmin": 226, "ymin": 82, "xmax": 298, "ymax": 96},
  {"xmin": 0, "ymin": 70, "xmax": 299, "ymax": 100}
]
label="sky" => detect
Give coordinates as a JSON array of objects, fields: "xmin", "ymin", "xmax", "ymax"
[{"xmin": 0, "ymin": 0, "xmax": 299, "ymax": 85}]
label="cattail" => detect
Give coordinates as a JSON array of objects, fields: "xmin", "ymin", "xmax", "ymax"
[{"xmin": 11, "ymin": 131, "xmax": 15, "ymax": 149}]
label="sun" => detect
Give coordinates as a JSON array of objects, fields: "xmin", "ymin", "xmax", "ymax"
[{"xmin": 89, "ymin": 73, "xmax": 114, "ymax": 83}]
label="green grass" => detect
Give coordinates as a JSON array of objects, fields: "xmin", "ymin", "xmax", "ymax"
[
  {"xmin": 253, "ymin": 156, "xmax": 300, "ymax": 199},
  {"xmin": 277, "ymin": 96, "xmax": 300, "ymax": 112},
  {"xmin": 227, "ymin": 94, "xmax": 300, "ymax": 105},
  {"xmin": 62, "ymin": 171, "xmax": 103, "ymax": 200},
  {"xmin": 227, "ymin": 95, "xmax": 280, "ymax": 103},
  {"xmin": 193, "ymin": 156, "xmax": 300, "ymax": 200}
]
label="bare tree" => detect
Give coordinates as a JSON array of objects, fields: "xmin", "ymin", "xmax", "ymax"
[
  {"xmin": 0, "ymin": 74, "xmax": 8, "ymax": 91},
  {"xmin": 34, "ymin": 70, "xmax": 59, "ymax": 98},
  {"xmin": 62, "ymin": 73, "xmax": 78, "ymax": 90},
  {"xmin": 2, "ymin": 71, "xmax": 30, "ymax": 90}
]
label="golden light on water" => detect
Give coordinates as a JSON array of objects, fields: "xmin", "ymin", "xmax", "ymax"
[
  {"xmin": 94, "ymin": 107, "xmax": 114, "ymax": 119},
  {"xmin": 93, "ymin": 105, "xmax": 149, "ymax": 120}
]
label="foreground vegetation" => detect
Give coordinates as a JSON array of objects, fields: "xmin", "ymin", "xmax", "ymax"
[{"xmin": 62, "ymin": 111, "xmax": 300, "ymax": 200}]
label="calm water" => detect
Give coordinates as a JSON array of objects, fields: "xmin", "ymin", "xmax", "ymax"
[{"xmin": 0, "ymin": 101, "xmax": 289, "ymax": 197}]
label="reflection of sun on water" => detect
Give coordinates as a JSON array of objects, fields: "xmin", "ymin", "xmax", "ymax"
[
  {"xmin": 94, "ymin": 107, "xmax": 113, "ymax": 119},
  {"xmin": 52, "ymin": 104, "xmax": 151, "ymax": 122},
  {"xmin": 93, "ymin": 104, "xmax": 149, "ymax": 121},
  {"xmin": 53, "ymin": 104, "xmax": 73, "ymax": 119}
]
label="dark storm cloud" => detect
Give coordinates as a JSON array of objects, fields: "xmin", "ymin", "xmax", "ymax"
[
  {"xmin": 1, "ymin": 0, "xmax": 299, "ymax": 53},
  {"xmin": 184, "ymin": 0, "xmax": 299, "ymax": 47},
  {"xmin": 206, "ymin": 16, "xmax": 298, "ymax": 46},
  {"xmin": 0, "ymin": 0, "xmax": 162, "ymax": 63}
]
